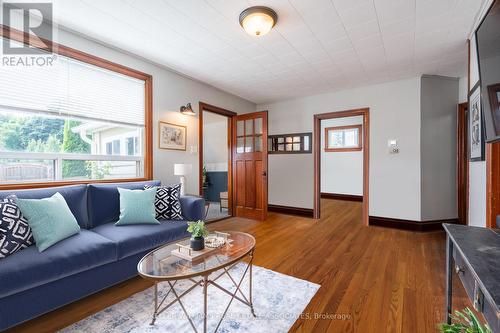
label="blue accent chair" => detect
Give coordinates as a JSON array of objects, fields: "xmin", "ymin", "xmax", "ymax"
[{"xmin": 0, "ymin": 181, "xmax": 204, "ymax": 331}]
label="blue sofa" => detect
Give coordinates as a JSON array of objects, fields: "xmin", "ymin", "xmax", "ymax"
[{"xmin": 0, "ymin": 180, "xmax": 204, "ymax": 331}]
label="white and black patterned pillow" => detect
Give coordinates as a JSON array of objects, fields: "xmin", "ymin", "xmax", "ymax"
[
  {"xmin": 0, "ymin": 195, "xmax": 35, "ymax": 259},
  {"xmin": 144, "ymin": 184, "xmax": 183, "ymax": 220}
]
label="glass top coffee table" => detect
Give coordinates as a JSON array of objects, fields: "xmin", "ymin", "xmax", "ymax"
[{"xmin": 137, "ymin": 231, "xmax": 256, "ymax": 333}]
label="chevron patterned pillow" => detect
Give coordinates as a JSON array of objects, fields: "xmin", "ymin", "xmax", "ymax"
[
  {"xmin": 144, "ymin": 184, "xmax": 183, "ymax": 220},
  {"xmin": 0, "ymin": 195, "xmax": 35, "ymax": 259}
]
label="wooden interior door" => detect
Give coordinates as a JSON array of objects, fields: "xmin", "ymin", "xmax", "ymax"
[{"xmin": 232, "ymin": 111, "xmax": 268, "ymax": 220}]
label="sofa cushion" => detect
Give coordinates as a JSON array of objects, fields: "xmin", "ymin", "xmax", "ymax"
[
  {"xmin": 0, "ymin": 230, "xmax": 117, "ymax": 298},
  {"xmin": 91, "ymin": 220, "xmax": 189, "ymax": 259},
  {"xmin": 87, "ymin": 181, "xmax": 160, "ymax": 228},
  {"xmin": 0, "ymin": 185, "xmax": 89, "ymax": 229},
  {"xmin": 115, "ymin": 187, "xmax": 159, "ymax": 226},
  {"xmin": 16, "ymin": 193, "xmax": 81, "ymax": 252},
  {"xmin": 179, "ymin": 196, "xmax": 206, "ymax": 221},
  {"xmin": 0, "ymin": 196, "xmax": 34, "ymax": 259},
  {"xmin": 145, "ymin": 184, "xmax": 182, "ymax": 220}
]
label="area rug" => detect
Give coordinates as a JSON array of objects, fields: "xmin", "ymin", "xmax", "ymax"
[{"xmin": 60, "ymin": 263, "xmax": 320, "ymax": 333}]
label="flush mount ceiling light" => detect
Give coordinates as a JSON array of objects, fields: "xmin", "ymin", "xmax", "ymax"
[
  {"xmin": 180, "ymin": 103, "xmax": 195, "ymax": 116},
  {"xmin": 239, "ymin": 6, "xmax": 278, "ymax": 37}
]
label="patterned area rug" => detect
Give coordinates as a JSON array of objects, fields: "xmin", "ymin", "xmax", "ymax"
[{"xmin": 60, "ymin": 264, "xmax": 320, "ymax": 333}]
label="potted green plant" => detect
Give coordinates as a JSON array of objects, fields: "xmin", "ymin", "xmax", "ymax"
[
  {"xmin": 187, "ymin": 220, "xmax": 209, "ymax": 251},
  {"xmin": 439, "ymin": 308, "xmax": 492, "ymax": 333},
  {"xmin": 202, "ymin": 165, "xmax": 207, "ymax": 185}
]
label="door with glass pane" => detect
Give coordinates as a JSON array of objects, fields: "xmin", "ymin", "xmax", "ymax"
[{"xmin": 232, "ymin": 111, "xmax": 268, "ymax": 220}]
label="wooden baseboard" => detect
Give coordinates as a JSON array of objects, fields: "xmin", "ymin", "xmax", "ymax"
[
  {"xmin": 321, "ymin": 192, "xmax": 363, "ymax": 202},
  {"xmin": 369, "ymin": 216, "xmax": 459, "ymax": 232},
  {"xmin": 268, "ymin": 204, "xmax": 314, "ymax": 218}
]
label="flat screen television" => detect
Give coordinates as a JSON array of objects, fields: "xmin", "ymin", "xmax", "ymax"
[{"xmin": 476, "ymin": 0, "xmax": 500, "ymax": 143}]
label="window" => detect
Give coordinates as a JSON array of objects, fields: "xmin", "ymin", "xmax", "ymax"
[
  {"xmin": 126, "ymin": 136, "xmax": 140, "ymax": 156},
  {"xmin": 0, "ymin": 29, "xmax": 152, "ymax": 188},
  {"xmin": 104, "ymin": 136, "xmax": 139, "ymax": 156},
  {"xmin": 236, "ymin": 118, "xmax": 263, "ymax": 154},
  {"xmin": 268, "ymin": 133, "xmax": 312, "ymax": 154},
  {"xmin": 105, "ymin": 140, "xmax": 121, "ymax": 155},
  {"xmin": 325, "ymin": 125, "xmax": 362, "ymax": 152}
]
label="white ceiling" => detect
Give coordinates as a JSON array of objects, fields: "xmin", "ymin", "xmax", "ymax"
[{"xmin": 49, "ymin": 0, "xmax": 486, "ymax": 104}]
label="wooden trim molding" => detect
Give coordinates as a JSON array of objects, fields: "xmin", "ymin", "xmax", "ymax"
[
  {"xmin": 486, "ymin": 142, "xmax": 500, "ymax": 228},
  {"xmin": 369, "ymin": 216, "xmax": 459, "ymax": 232},
  {"xmin": 314, "ymin": 108, "xmax": 370, "ymax": 226},
  {"xmin": 324, "ymin": 125, "xmax": 362, "ymax": 152},
  {"xmin": 321, "ymin": 193, "xmax": 363, "ymax": 202},
  {"xmin": 457, "ymin": 102, "xmax": 469, "ymax": 225},
  {"xmin": 0, "ymin": 25, "xmax": 153, "ymax": 190},
  {"xmin": 198, "ymin": 102, "xmax": 236, "ymax": 217},
  {"xmin": 199, "ymin": 102, "xmax": 237, "ymax": 118},
  {"xmin": 268, "ymin": 204, "xmax": 314, "ymax": 218}
]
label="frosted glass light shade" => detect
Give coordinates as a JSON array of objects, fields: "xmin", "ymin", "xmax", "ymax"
[{"xmin": 239, "ymin": 7, "xmax": 277, "ymax": 37}]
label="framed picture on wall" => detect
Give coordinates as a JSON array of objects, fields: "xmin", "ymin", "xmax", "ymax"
[
  {"xmin": 159, "ymin": 121, "xmax": 186, "ymax": 150},
  {"xmin": 468, "ymin": 84, "xmax": 484, "ymax": 161}
]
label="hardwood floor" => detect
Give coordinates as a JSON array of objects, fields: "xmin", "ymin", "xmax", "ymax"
[{"xmin": 8, "ymin": 199, "xmax": 472, "ymax": 333}]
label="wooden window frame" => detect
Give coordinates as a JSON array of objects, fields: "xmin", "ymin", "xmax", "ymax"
[
  {"xmin": 324, "ymin": 125, "xmax": 362, "ymax": 152},
  {"xmin": 0, "ymin": 26, "xmax": 153, "ymax": 190}
]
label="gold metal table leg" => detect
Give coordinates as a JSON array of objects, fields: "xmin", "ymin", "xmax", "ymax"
[
  {"xmin": 203, "ymin": 274, "xmax": 208, "ymax": 333},
  {"xmin": 249, "ymin": 251, "xmax": 256, "ymax": 317},
  {"xmin": 150, "ymin": 282, "xmax": 158, "ymax": 325}
]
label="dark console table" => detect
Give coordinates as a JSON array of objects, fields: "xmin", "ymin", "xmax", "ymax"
[{"xmin": 443, "ymin": 224, "xmax": 500, "ymax": 332}]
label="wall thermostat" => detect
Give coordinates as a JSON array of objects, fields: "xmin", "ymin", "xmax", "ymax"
[{"xmin": 388, "ymin": 140, "xmax": 399, "ymax": 154}]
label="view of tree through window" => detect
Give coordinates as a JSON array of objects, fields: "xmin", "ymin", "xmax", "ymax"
[{"xmin": 0, "ymin": 112, "xmax": 144, "ymax": 183}]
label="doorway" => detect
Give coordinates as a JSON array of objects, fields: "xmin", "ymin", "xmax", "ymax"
[
  {"xmin": 198, "ymin": 102, "xmax": 236, "ymax": 222},
  {"xmin": 457, "ymin": 102, "xmax": 469, "ymax": 225},
  {"xmin": 313, "ymin": 108, "xmax": 370, "ymax": 225}
]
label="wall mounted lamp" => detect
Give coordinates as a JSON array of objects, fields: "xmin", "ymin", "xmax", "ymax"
[{"xmin": 180, "ymin": 103, "xmax": 195, "ymax": 116}]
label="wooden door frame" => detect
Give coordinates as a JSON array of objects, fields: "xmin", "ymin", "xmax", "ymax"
[
  {"xmin": 313, "ymin": 108, "xmax": 370, "ymax": 226},
  {"xmin": 457, "ymin": 102, "xmax": 469, "ymax": 225},
  {"xmin": 486, "ymin": 142, "xmax": 500, "ymax": 228},
  {"xmin": 198, "ymin": 102, "xmax": 237, "ymax": 218}
]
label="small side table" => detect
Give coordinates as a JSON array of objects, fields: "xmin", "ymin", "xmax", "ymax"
[{"xmin": 443, "ymin": 224, "xmax": 499, "ymax": 332}]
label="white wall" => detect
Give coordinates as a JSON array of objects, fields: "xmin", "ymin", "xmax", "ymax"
[
  {"xmin": 459, "ymin": 76, "xmax": 468, "ymax": 102},
  {"xmin": 203, "ymin": 112, "xmax": 228, "ymax": 172},
  {"xmin": 52, "ymin": 28, "xmax": 255, "ymax": 195},
  {"xmin": 460, "ymin": 75, "xmax": 488, "ymax": 227},
  {"xmin": 420, "ymin": 76, "xmax": 459, "ymax": 220},
  {"xmin": 259, "ymin": 77, "xmax": 422, "ymax": 220},
  {"xmin": 320, "ymin": 116, "xmax": 363, "ymax": 196},
  {"xmin": 469, "ymin": 163, "xmax": 487, "ymax": 226}
]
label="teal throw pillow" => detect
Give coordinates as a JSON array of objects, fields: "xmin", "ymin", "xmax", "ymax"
[
  {"xmin": 16, "ymin": 192, "xmax": 80, "ymax": 252},
  {"xmin": 115, "ymin": 187, "xmax": 159, "ymax": 226}
]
